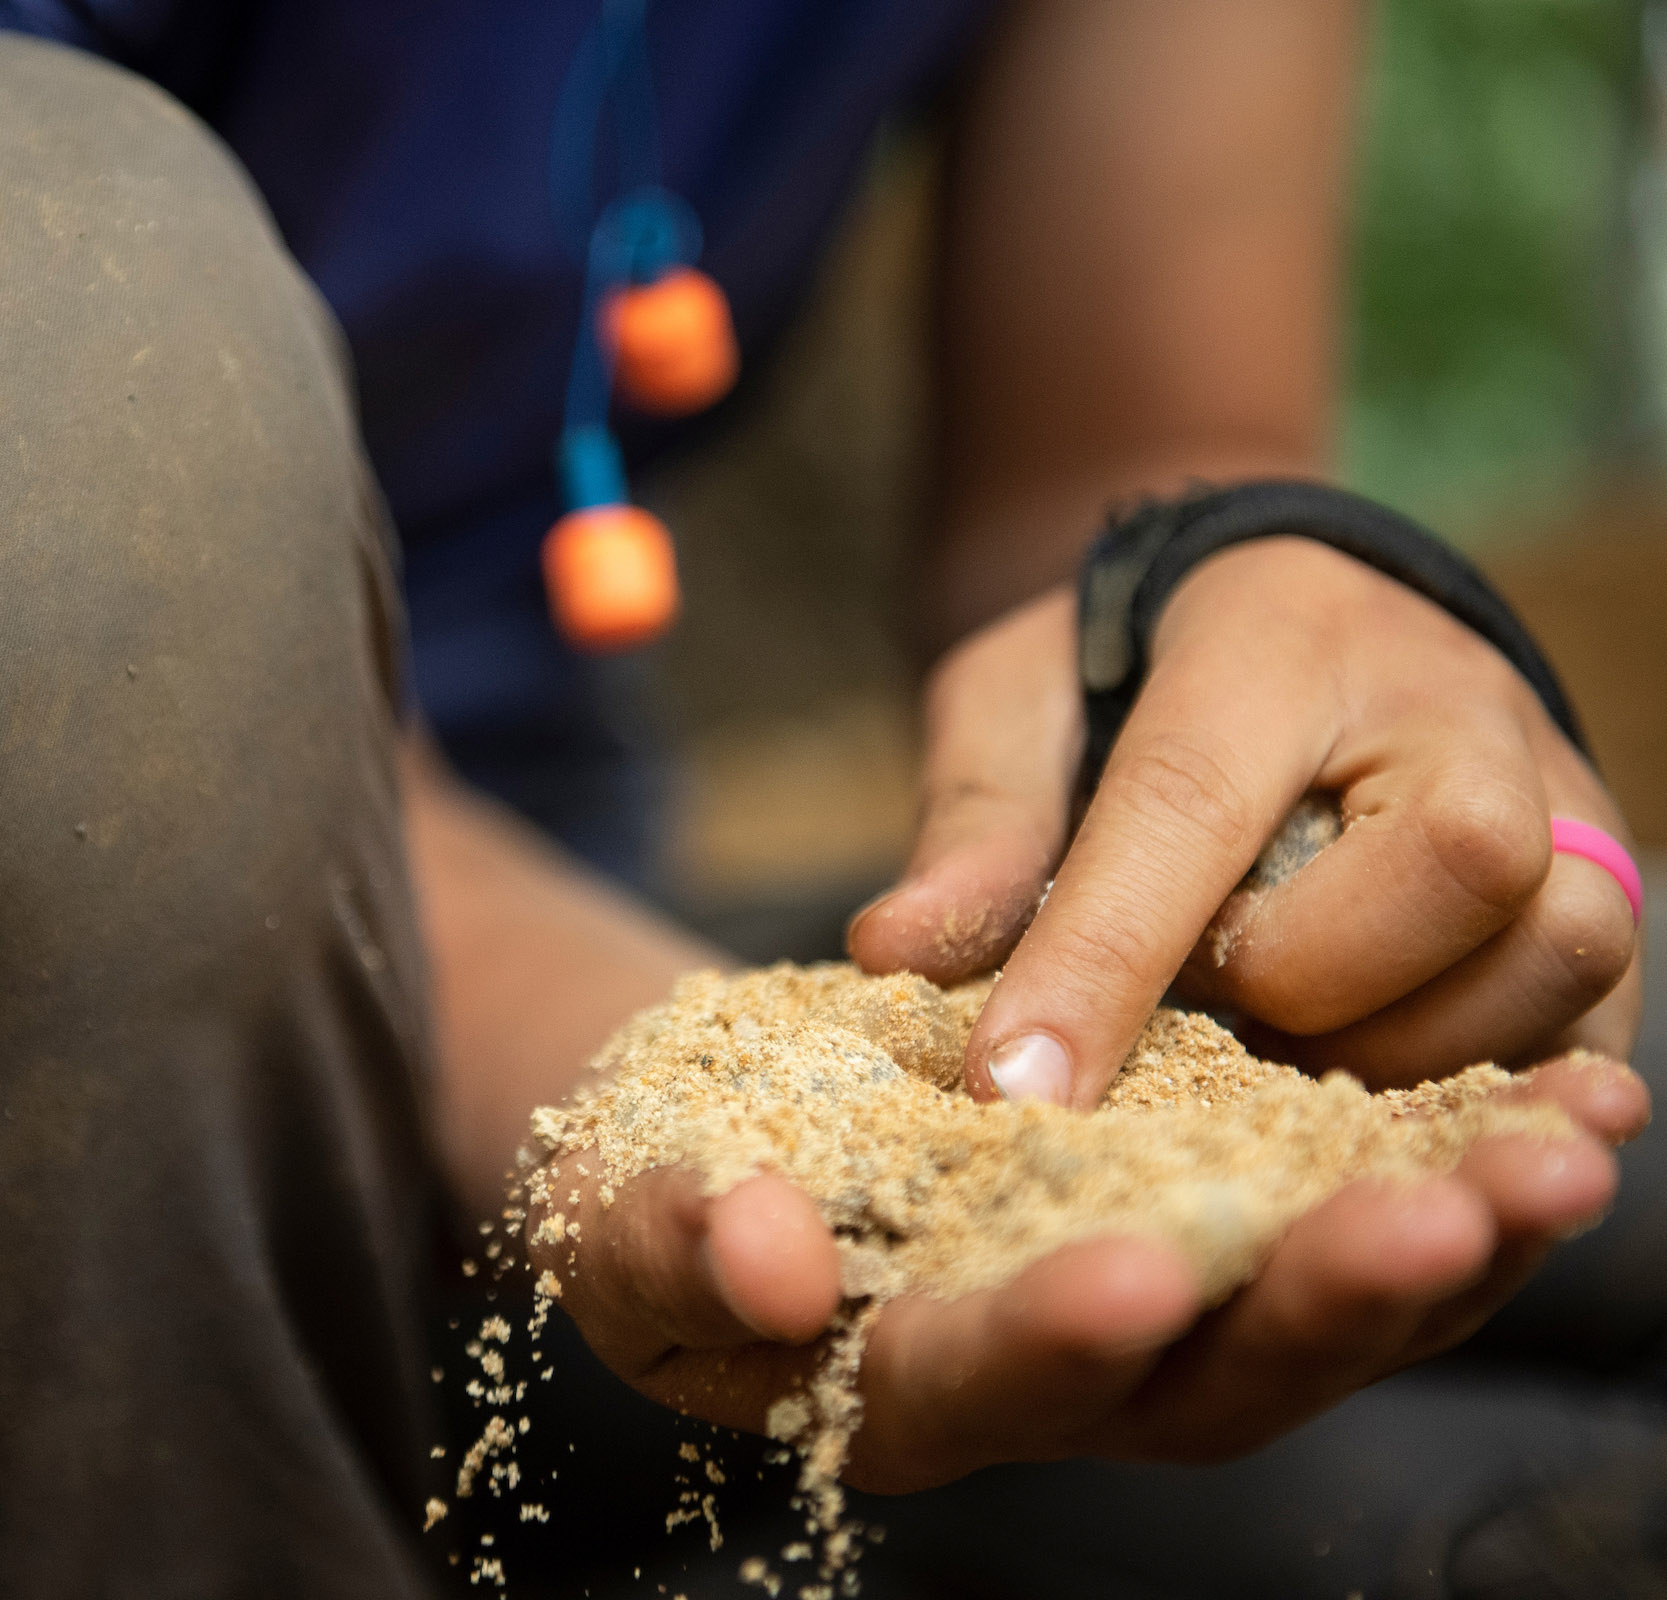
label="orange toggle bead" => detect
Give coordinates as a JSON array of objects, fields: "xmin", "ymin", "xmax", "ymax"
[
  {"xmin": 603, "ymin": 267, "xmax": 739, "ymax": 416},
  {"xmin": 542, "ymin": 504, "xmax": 680, "ymax": 651}
]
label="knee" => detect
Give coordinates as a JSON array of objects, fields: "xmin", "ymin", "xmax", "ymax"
[
  {"xmin": 0, "ymin": 34, "xmax": 405, "ymax": 990},
  {"xmin": 0, "ymin": 31, "xmax": 370, "ymax": 572}
]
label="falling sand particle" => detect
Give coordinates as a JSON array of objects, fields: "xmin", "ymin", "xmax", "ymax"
[{"xmin": 531, "ymin": 961, "xmax": 1576, "ymax": 1584}]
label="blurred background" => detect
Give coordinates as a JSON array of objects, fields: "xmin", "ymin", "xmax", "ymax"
[{"xmin": 640, "ymin": 0, "xmax": 1667, "ymax": 962}]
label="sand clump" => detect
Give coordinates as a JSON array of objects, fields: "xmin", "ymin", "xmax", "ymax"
[
  {"xmin": 528, "ymin": 961, "xmax": 1573, "ymax": 1588},
  {"xmin": 532, "ymin": 962, "xmax": 1569, "ymax": 1306}
]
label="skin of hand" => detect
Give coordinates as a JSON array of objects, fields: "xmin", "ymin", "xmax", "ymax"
[
  {"xmin": 531, "ymin": 551, "xmax": 1649, "ymax": 1482},
  {"xmin": 846, "ymin": 540, "xmax": 1645, "ymax": 1107},
  {"xmin": 533, "ymin": 1053, "xmax": 1646, "ymax": 1490}
]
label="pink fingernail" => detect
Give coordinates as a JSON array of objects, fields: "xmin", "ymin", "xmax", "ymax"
[{"xmin": 988, "ymin": 1034, "xmax": 1072, "ymax": 1106}]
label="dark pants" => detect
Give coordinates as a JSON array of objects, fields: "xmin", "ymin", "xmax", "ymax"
[
  {"xmin": 0, "ymin": 34, "xmax": 444, "ymax": 1598},
  {"xmin": 2, "ymin": 33, "xmax": 1664, "ymax": 1600}
]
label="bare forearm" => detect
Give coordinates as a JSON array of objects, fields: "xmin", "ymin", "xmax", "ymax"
[
  {"xmin": 928, "ymin": 0, "xmax": 1361, "ymax": 646},
  {"xmin": 401, "ymin": 735, "xmax": 723, "ymax": 1220}
]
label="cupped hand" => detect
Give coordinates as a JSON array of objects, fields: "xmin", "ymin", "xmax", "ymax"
[
  {"xmin": 848, "ymin": 537, "xmax": 1644, "ymax": 1103},
  {"xmin": 533, "ymin": 1055, "xmax": 1645, "ymax": 1490}
]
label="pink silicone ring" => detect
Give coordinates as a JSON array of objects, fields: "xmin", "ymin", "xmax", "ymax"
[{"xmin": 1550, "ymin": 816, "xmax": 1643, "ymax": 925}]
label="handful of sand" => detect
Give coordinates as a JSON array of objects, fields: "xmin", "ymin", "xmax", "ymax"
[
  {"xmin": 527, "ymin": 962, "xmax": 1574, "ymax": 1593},
  {"xmin": 531, "ymin": 961, "xmax": 1570, "ymax": 1306}
]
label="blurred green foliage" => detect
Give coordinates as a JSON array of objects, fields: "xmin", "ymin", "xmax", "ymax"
[{"xmin": 1345, "ymin": 0, "xmax": 1648, "ymax": 540}]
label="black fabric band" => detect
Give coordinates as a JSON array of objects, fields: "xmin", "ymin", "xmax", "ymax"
[{"xmin": 1079, "ymin": 479, "xmax": 1589, "ymax": 778}]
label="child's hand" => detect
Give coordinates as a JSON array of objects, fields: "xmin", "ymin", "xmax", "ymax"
[
  {"xmin": 532, "ymin": 1054, "xmax": 1644, "ymax": 1488},
  {"xmin": 849, "ymin": 538, "xmax": 1643, "ymax": 1103}
]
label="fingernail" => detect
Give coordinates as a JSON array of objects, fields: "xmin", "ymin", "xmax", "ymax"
[
  {"xmin": 988, "ymin": 1033, "xmax": 1072, "ymax": 1106},
  {"xmin": 845, "ymin": 885, "xmax": 905, "ymax": 944}
]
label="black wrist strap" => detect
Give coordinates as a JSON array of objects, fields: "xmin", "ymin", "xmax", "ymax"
[{"xmin": 1079, "ymin": 479, "xmax": 1589, "ymax": 778}]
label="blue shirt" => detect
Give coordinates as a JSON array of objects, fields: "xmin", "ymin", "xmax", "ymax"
[{"xmin": 1, "ymin": 0, "xmax": 992, "ymax": 881}]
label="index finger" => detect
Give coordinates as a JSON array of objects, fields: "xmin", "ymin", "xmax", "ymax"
[{"xmin": 964, "ymin": 620, "xmax": 1335, "ymax": 1107}]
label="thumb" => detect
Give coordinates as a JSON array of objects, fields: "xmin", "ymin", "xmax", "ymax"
[
  {"xmin": 548, "ymin": 1166, "xmax": 841, "ymax": 1381},
  {"xmin": 847, "ymin": 588, "xmax": 1082, "ymax": 983}
]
